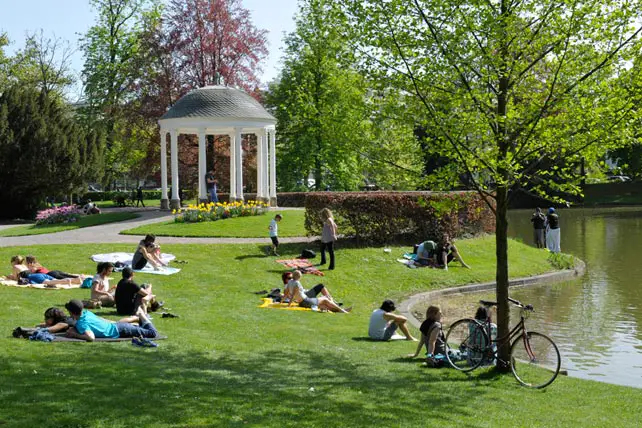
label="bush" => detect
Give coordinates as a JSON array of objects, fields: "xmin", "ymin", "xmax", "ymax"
[
  {"xmin": 304, "ymin": 191, "xmax": 495, "ymax": 244},
  {"xmin": 547, "ymin": 252, "xmax": 576, "ymax": 270},
  {"xmin": 277, "ymin": 192, "xmax": 307, "ymax": 207},
  {"xmin": 35, "ymin": 206, "xmax": 82, "ymax": 225},
  {"xmin": 173, "ymin": 201, "xmax": 268, "ymax": 223}
]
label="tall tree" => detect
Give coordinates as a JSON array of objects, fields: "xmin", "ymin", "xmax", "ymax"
[
  {"xmin": 339, "ymin": 0, "xmax": 642, "ymax": 368},
  {"xmin": 0, "ymin": 86, "xmax": 105, "ymax": 219},
  {"xmin": 80, "ymin": 0, "xmax": 159, "ymax": 187},
  {"xmin": 267, "ymin": 0, "xmax": 378, "ymax": 191},
  {"xmin": 166, "ymin": 0, "xmax": 268, "ymax": 93}
]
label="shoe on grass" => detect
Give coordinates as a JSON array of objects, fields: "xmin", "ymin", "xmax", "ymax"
[
  {"xmin": 161, "ymin": 312, "xmax": 180, "ymax": 318},
  {"xmin": 132, "ymin": 337, "xmax": 158, "ymax": 347}
]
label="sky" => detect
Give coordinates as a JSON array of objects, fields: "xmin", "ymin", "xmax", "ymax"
[{"xmin": 0, "ymin": 0, "xmax": 299, "ymax": 99}]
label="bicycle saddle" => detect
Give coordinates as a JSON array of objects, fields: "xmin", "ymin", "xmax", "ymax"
[{"xmin": 479, "ymin": 300, "xmax": 497, "ymax": 307}]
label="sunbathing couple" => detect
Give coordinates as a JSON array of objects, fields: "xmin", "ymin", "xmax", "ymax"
[
  {"xmin": 7, "ymin": 255, "xmax": 87, "ymax": 287},
  {"xmin": 90, "ymin": 263, "xmax": 161, "ymax": 316},
  {"xmin": 414, "ymin": 236, "xmax": 470, "ymax": 270},
  {"xmin": 283, "ymin": 270, "xmax": 351, "ymax": 313},
  {"xmin": 14, "ymin": 300, "xmax": 158, "ymax": 342}
]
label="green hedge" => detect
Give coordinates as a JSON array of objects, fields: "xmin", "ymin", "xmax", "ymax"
[{"xmin": 304, "ymin": 191, "xmax": 495, "ymax": 244}]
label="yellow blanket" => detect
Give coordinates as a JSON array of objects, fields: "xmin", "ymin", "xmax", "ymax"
[{"xmin": 258, "ymin": 298, "xmax": 332, "ymax": 313}]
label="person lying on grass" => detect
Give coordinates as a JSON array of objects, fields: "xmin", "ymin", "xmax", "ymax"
[
  {"xmin": 26, "ymin": 255, "xmax": 86, "ymax": 284},
  {"xmin": 132, "ymin": 234, "xmax": 167, "ymax": 271},
  {"xmin": 13, "ymin": 307, "xmax": 76, "ymax": 338},
  {"xmin": 408, "ymin": 305, "xmax": 446, "ymax": 362},
  {"xmin": 91, "ymin": 262, "xmax": 116, "ymax": 307},
  {"xmin": 64, "ymin": 299, "xmax": 158, "ymax": 342},
  {"xmin": 7, "ymin": 255, "xmax": 29, "ymax": 280},
  {"xmin": 18, "ymin": 270, "xmax": 74, "ymax": 287},
  {"xmin": 115, "ymin": 267, "xmax": 161, "ymax": 316},
  {"xmin": 283, "ymin": 270, "xmax": 351, "ymax": 313},
  {"xmin": 368, "ymin": 299, "xmax": 417, "ymax": 341}
]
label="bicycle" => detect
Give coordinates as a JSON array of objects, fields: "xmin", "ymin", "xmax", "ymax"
[{"xmin": 444, "ymin": 297, "xmax": 561, "ymax": 389}]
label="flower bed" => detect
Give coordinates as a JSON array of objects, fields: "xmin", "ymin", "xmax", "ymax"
[
  {"xmin": 35, "ymin": 206, "xmax": 82, "ymax": 225},
  {"xmin": 173, "ymin": 201, "xmax": 268, "ymax": 223}
]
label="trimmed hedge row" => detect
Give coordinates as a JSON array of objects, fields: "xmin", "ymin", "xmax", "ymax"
[
  {"xmin": 277, "ymin": 192, "xmax": 307, "ymax": 207},
  {"xmin": 304, "ymin": 191, "xmax": 495, "ymax": 244}
]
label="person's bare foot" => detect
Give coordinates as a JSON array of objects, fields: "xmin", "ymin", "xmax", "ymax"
[
  {"xmin": 343, "ymin": 306, "xmax": 353, "ymax": 313},
  {"xmin": 406, "ymin": 336, "xmax": 419, "ymax": 342}
]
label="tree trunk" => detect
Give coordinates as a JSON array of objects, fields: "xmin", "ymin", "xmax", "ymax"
[{"xmin": 495, "ymin": 186, "xmax": 511, "ymax": 371}]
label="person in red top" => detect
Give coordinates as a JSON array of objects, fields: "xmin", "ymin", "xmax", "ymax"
[{"xmin": 25, "ymin": 255, "xmax": 85, "ymax": 284}]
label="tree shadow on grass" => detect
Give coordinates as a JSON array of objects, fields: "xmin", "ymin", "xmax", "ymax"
[{"xmin": 0, "ymin": 345, "xmax": 491, "ymax": 428}]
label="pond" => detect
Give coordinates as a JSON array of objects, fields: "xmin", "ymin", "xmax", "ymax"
[
  {"xmin": 505, "ymin": 207, "xmax": 642, "ymax": 388},
  {"xmin": 413, "ymin": 207, "xmax": 642, "ymax": 388}
]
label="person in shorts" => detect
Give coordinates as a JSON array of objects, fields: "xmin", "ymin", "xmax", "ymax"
[
  {"xmin": 268, "ymin": 214, "xmax": 282, "ymax": 256},
  {"xmin": 368, "ymin": 299, "xmax": 417, "ymax": 341},
  {"xmin": 283, "ymin": 270, "xmax": 350, "ymax": 313}
]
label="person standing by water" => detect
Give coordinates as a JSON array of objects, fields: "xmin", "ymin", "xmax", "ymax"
[
  {"xmin": 205, "ymin": 170, "xmax": 218, "ymax": 203},
  {"xmin": 546, "ymin": 207, "xmax": 561, "ymax": 253},
  {"xmin": 531, "ymin": 207, "xmax": 547, "ymax": 248},
  {"xmin": 320, "ymin": 208, "xmax": 338, "ymax": 270}
]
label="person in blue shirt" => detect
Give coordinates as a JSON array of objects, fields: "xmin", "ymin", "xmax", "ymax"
[{"xmin": 64, "ymin": 299, "xmax": 158, "ymax": 342}]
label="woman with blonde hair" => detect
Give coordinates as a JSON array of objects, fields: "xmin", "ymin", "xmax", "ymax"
[
  {"xmin": 319, "ymin": 208, "xmax": 338, "ymax": 270},
  {"xmin": 8, "ymin": 255, "xmax": 29, "ymax": 280},
  {"xmin": 408, "ymin": 305, "xmax": 446, "ymax": 361}
]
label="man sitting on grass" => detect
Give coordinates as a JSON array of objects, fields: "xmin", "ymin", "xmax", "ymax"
[
  {"xmin": 115, "ymin": 267, "xmax": 159, "ymax": 316},
  {"xmin": 64, "ymin": 299, "xmax": 158, "ymax": 342}
]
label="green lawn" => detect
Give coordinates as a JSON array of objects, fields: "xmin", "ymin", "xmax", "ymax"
[
  {"xmin": 0, "ymin": 212, "xmax": 140, "ymax": 237},
  {"xmin": 1, "ymin": 237, "xmax": 640, "ymax": 427},
  {"xmin": 95, "ymin": 199, "xmax": 163, "ymax": 208},
  {"xmin": 120, "ymin": 209, "xmax": 305, "ymax": 237}
]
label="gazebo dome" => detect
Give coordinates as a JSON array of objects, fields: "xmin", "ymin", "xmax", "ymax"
[{"xmin": 161, "ymin": 85, "xmax": 275, "ymax": 121}]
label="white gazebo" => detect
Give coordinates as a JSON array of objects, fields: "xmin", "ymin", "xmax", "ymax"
[{"xmin": 158, "ymin": 85, "xmax": 277, "ymax": 209}]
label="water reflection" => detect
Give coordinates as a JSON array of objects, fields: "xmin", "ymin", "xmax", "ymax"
[{"xmin": 507, "ymin": 208, "xmax": 642, "ymax": 388}]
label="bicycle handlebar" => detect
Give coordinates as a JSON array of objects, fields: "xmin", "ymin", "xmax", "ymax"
[{"xmin": 479, "ymin": 298, "xmax": 534, "ymax": 311}]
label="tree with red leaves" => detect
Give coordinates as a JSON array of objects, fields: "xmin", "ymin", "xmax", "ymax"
[{"xmin": 167, "ymin": 0, "xmax": 268, "ymax": 94}]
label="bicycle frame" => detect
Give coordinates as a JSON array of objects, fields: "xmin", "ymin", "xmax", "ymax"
[{"xmin": 478, "ymin": 305, "xmax": 531, "ymax": 366}]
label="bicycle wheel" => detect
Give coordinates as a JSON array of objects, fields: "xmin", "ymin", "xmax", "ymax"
[
  {"xmin": 510, "ymin": 331, "xmax": 561, "ymax": 389},
  {"xmin": 445, "ymin": 318, "xmax": 489, "ymax": 372}
]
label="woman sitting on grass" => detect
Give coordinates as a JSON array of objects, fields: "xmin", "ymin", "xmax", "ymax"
[
  {"xmin": 132, "ymin": 234, "xmax": 167, "ymax": 271},
  {"xmin": 437, "ymin": 236, "xmax": 471, "ymax": 270},
  {"xmin": 26, "ymin": 255, "xmax": 85, "ymax": 284},
  {"xmin": 408, "ymin": 305, "xmax": 446, "ymax": 364},
  {"xmin": 284, "ymin": 270, "xmax": 351, "ymax": 313},
  {"xmin": 91, "ymin": 262, "xmax": 116, "ymax": 307}
]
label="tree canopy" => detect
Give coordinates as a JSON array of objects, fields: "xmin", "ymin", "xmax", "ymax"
[{"xmin": 338, "ymin": 0, "xmax": 642, "ymax": 368}]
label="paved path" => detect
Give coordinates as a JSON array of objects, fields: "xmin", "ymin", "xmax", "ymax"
[{"xmin": 0, "ymin": 208, "xmax": 315, "ymax": 247}]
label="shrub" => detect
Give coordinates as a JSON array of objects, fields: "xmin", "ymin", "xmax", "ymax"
[
  {"xmin": 35, "ymin": 206, "xmax": 82, "ymax": 225},
  {"xmin": 304, "ymin": 191, "xmax": 495, "ymax": 244},
  {"xmin": 173, "ymin": 201, "xmax": 268, "ymax": 223},
  {"xmin": 277, "ymin": 192, "xmax": 307, "ymax": 207},
  {"xmin": 547, "ymin": 252, "xmax": 576, "ymax": 270}
]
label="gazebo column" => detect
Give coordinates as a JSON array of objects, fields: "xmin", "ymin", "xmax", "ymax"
[
  {"xmin": 257, "ymin": 129, "xmax": 265, "ymax": 203},
  {"xmin": 269, "ymin": 128, "xmax": 277, "ymax": 206},
  {"xmin": 229, "ymin": 133, "xmax": 237, "ymax": 201},
  {"xmin": 160, "ymin": 129, "xmax": 169, "ymax": 210},
  {"xmin": 263, "ymin": 129, "xmax": 270, "ymax": 203},
  {"xmin": 197, "ymin": 129, "xmax": 208, "ymax": 203},
  {"xmin": 234, "ymin": 127, "xmax": 244, "ymax": 201},
  {"xmin": 170, "ymin": 129, "xmax": 180, "ymax": 210}
]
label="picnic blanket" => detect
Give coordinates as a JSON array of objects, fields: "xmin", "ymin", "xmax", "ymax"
[
  {"xmin": 258, "ymin": 298, "xmax": 332, "ymax": 313},
  {"xmin": 91, "ymin": 253, "xmax": 180, "ymax": 275},
  {"xmin": 13, "ymin": 329, "xmax": 168, "ymax": 342},
  {"xmin": 91, "ymin": 252, "xmax": 176, "ymax": 265},
  {"xmin": 275, "ymin": 259, "xmax": 325, "ymax": 276},
  {"xmin": 1, "ymin": 279, "xmax": 81, "ymax": 290}
]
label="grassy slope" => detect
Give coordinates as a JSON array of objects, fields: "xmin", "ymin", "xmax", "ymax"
[
  {"xmin": 0, "ymin": 212, "xmax": 140, "ymax": 237},
  {"xmin": 120, "ymin": 209, "xmax": 305, "ymax": 238},
  {"xmin": 0, "ymin": 238, "xmax": 640, "ymax": 427}
]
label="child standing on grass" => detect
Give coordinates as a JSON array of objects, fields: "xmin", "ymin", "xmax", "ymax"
[{"xmin": 268, "ymin": 214, "xmax": 282, "ymax": 256}]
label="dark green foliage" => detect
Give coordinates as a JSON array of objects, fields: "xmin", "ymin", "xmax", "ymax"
[
  {"xmin": 0, "ymin": 86, "xmax": 105, "ymax": 219},
  {"xmin": 304, "ymin": 191, "xmax": 495, "ymax": 244}
]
